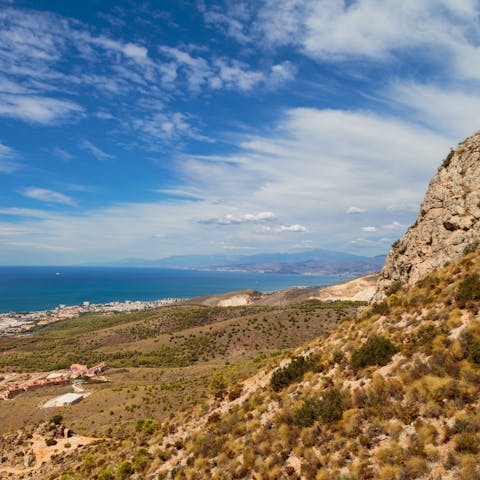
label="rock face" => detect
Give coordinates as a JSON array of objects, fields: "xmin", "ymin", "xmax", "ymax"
[{"xmin": 373, "ymin": 131, "xmax": 480, "ymax": 302}]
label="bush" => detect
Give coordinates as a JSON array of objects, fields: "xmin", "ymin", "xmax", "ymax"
[
  {"xmin": 464, "ymin": 242, "xmax": 479, "ymax": 255},
  {"xmin": 455, "ymin": 433, "xmax": 479, "ymax": 454},
  {"xmin": 209, "ymin": 371, "xmax": 228, "ymax": 396},
  {"xmin": 293, "ymin": 397, "xmax": 322, "ymax": 427},
  {"xmin": 457, "ymin": 274, "xmax": 480, "ymax": 306},
  {"xmin": 83, "ymin": 453, "xmax": 95, "ymax": 472},
  {"xmin": 270, "ymin": 355, "xmax": 318, "ymax": 391},
  {"xmin": 370, "ymin": 301, "xmax": 389, "ymax": 316},
  {"xmin": 292, "ymin": 388, "xmax": 343, "ymax": 427},
  {"xmin": 351, "ymin": 335, "xmax": 397, "ymax": 370},
  {"xmin": 117, "ymin": 460, "xmax": 133, "ymax": 479},
  {"xmin": 133, "ymin": 446, "xmax": 151, "ymax": 472},
  {"xmin": 45, "ymin": 438, "xmax": 57, "ymax": 446},
  {"xmin": 135, "ymin": 418, "xmax": 156, "ymax": 436},
  {"xmin": 98, "ymin": 470, "xmax": 115, "ymax": 480},
  {"xmin": 385, "ymin": 280, "xmax": 402, "ymax": 297},
  {"xmin": 469, "ymin": 342, "xmax": 480, "ymax": 365},
  {"xmin": 51, "ymin": 414, "xmax": 63, "ymax": 425}
]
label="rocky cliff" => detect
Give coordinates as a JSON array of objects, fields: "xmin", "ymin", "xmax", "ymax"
[{"xmin": 373, "ymin": 130, "xmax": 480, "ymax": 301}]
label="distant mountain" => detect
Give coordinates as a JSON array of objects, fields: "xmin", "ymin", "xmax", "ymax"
[{"xmin": 112, "ymin": 249, "xmax": 386, "ymax": 276}]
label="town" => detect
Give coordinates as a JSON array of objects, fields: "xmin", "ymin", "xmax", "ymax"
[
  {"xmin": 0, "ymin": 362, "xmax": 107, "ymax": 402},
  {"xmin": 0, "ymin": 297, "xmax": 183, "ymax": 336}
]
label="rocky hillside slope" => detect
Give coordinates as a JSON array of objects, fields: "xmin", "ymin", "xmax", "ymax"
[
  {"xmin": 188, "ymin": 274, "xmax": 379, "ymax": 307},
  {"xmin": 145, "ymin": 247, "xmax": 480, "ymax": 480},
  {"xmin": 374, "ymin": 131, "xmax": 480, "ymax": 301},
  {"xmin": 11, "ymin": 246, "xmax": 480, "ymax": 479}
]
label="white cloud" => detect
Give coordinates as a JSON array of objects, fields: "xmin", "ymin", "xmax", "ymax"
[
  {"xmin": 382, "ymin": 221, "xmax": 405, "ymax": 230},
  {"xmin": 389, "ymin": 82, "xmax": 480, "ymax": 138},
  {"xmin": 269, "ymin": 61, "xmax": 296, "ymax": 86},
  {"xmin": 51, "ymin": 147, "xmax": 73, "ymax": 161},
  {"xmin": 21, "ymin": 187, "xmax": 77, "ymax": 206},
  {"xmin": 200, "ymin": 1, "xmax": 251, "ymax": 44},
  {"xmin": 131, "ymin": 111, "xmax": 204, "ymax": 143},
  {"xmin": 277, "ymin": 224, "xmax": 307, "ymax": 232},
  {"xmin": 123, "ymin": 43, "xmax": 148, "ymax": 61},
  {"xmin": 222, "ymin": 245, "xmax": 257, "ymax": 250},
  {"xmin": 361, "ymin": 226, "xmax": 377, "ymax": 232},
  {"xmin": 0, "ymin": 208, "xmax": 56, "ymax": 219},
  {"xmin": 0, "ymin": 94, "xmax": 83, "ymax": 124},
  {"xmin": 200, "ymin": 211, "xmax": 276, "ymax": 225},
  {"xmin": 158, "ymin": 46, "xmax": 271, "ymax": 93},
  {"xmin": 79, "ymin": 140, "xmax": 113, "ymax": 161},
  {"xmin": 204, "ymin": 1, "xmax": 480, "ymax": 84},
  {"xmin": 0, "ymin": 142, "xmax": 20, "ymax": 173},
  {"xmin": 252, "ymin": 0, "xmax": 480, "ymax": 79},
  {"xmin": 386, "ymin": 203, "xmax": 419, "ymax": 213},
  {"xmin": 346, "ymin": 206, "xmax": 366, "ymax": 215},
  {"xmin": 0, "ymin": 104, "xmax": 454, "ymax": 262}
]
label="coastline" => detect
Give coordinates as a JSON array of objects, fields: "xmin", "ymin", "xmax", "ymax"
[{"xmin": 0, "ymin": 297, "xmax": 184, "ymax": 337}]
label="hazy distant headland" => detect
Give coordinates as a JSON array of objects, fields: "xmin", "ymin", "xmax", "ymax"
[{"xmin": 107, "ymin": 248, "xmax": 386, "ymax": 276}]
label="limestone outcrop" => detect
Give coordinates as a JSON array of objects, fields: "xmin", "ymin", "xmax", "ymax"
[{"xmin": 373, "ymin": 131, "xmax": 480, "ymax": 301}]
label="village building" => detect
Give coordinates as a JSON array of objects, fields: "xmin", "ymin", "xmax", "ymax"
[{"xmin": 42, "ymin": 392, "xmax": 83, "ymax": 408}]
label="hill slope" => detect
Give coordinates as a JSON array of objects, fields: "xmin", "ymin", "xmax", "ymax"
[
  {"xmin": 374, "ymin": 131, "xmax": 480, "ymax": 301},
  {"xmin": 6, "ymin": 246, "xmax": 480, "ymax": 479},
  {"xmin": 148, "ymin": 246, "xmax": 480, "ymax": 480}
]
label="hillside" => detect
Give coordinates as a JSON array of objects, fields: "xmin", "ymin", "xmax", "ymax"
[
  {"xmin": 138, "ymin": 247, "xmax": 480, "ymax": 480},
  {"xmin": 150, "ymin": 248, "xmax": 480, "ymax": 479},
  {"xmin": 0, "ymin": 298, "xmax": 362, "ymax": 479},
  {"xmin": 2, "ymin": 246, "xmax": 480, "ymax": 478}
]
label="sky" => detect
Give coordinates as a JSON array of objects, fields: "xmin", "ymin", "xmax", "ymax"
[{"xmin": 0, "ymin": 0, "xmax": 479, "ymax": 265}]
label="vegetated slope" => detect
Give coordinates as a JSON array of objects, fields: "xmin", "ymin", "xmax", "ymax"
[
  {"xmin": 141, "ymin": 246, "xmax": 480, "ymax": 480},
  {"xmin": 374, "ymin": 131, "xmax": 480, "ymax": 301},
  {"xmin": 0, "ymin": 299, "xmax": 361, "ymax": 465},
  {"xmin": 16, "ymin": 246, "xmax": 480, "ymax": 480}
]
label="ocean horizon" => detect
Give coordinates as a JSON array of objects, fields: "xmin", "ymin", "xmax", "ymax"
[{"xmin": 0, "ymin": 266, "xmax": 352, "ymax": 314}]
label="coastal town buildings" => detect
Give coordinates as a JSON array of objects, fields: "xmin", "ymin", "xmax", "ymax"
[
  {"xmin": 0, "ymin": 362, "xmax": 107, "ymax": 400},
  {"xmin": 0, "ymin": 297, "xmax": 183, "ymax": 336}
]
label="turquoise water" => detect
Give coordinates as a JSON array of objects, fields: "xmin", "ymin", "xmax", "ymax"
[{"xmin": 0, "ymin": 266, "xmax": 351, "ymax": 313}]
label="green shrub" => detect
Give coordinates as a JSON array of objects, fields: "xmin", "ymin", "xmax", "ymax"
[
  {"xmin": 469, "ymin": 342, "xmax": 480, "ymax": 364},
  {"xmin": 133, "ymin": 446, "xmax": 151, "ymax": 472},
  {"xmin": 270, "ymin": 355, "xmax": 318, "ymax": 391},
  {"xmin": 51, "ymin": 414, "xmax": 63, "ymax": 425},
  {"xmin": 208, "ymin": 371, "xmax": 228, "ymax": 396},
  {"xmin": 351, "ymin": 335, "xmax": 397, "ymax": 370},
  {"xmin": 370, "ymin": 301, "xmax": 389, "ymax": 316},
  {"xmin": 292, "ymin": 389, "xmax": 343, "ymax": 427},
  {"xmin": 385, "ymin": 280, "xmax": 402, "ymax": 297},
  {"xmin": 455, "ymin": 433, "xmax": 479, "ymax": 453},
  {"xmin": 45, "ymin": 438, "xmax": 57, "ymax": 446},
  {"xmin": 83, "ymin": 453, "xmax": 95, "ymax": 472},
  {"xmin": 98, "ymin": 470, "xmax": 115, "ymax": 480},
  {"xmin": 457, "ymin": 274, "xmax": 480, "ymax": 306},
  {"xmin": 135, "ymin": 418, "xmax": 156, "ymax": 436},
  {"xmin": 117, "ymin": 460, "xmax": 133, "ymax": 479}
]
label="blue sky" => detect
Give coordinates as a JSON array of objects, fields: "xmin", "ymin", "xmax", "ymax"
[{"xmin": 1, "ymin": 0, "xmax": 479, "ymax": 265}]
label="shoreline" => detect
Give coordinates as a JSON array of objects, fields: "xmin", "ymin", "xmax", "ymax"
[{"xmin": 0, "ymin": 297, "xmax": 185, "ymax": 337}]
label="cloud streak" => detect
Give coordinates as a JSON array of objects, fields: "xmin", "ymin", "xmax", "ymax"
[
  {"xmin": 79, "ymin": 140, "xmax": 113, "ymax": 161},
  {"xmin": 199, "ymin": 211, "xmax": 276, "ymax": 225},
  {"xmin": 21, "ymin": 187, "xmax": 77, "ymax": 207},
  {"xmin": 0, "ymin": 142, "xmax": 20, "ymax": 173}
]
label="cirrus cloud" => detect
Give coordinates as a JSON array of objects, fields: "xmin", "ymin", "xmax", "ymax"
[{"xmin": 21, "ymin": 187, "xmax": 77, "ymax": 207}]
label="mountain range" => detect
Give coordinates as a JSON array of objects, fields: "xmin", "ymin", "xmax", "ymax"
[{"xmin": 112, "ymin": 249, "xmax": 386, "ymax": 275}]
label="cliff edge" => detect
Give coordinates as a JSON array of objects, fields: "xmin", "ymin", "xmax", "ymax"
[{"xmin": 373, "ymin": 130, "xmax": 480, "ymax": 301}]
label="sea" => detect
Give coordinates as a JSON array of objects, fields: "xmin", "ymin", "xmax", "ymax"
[{"xmin": 0, "ymin": 266, "xmax": 351, "ymax": 314}]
